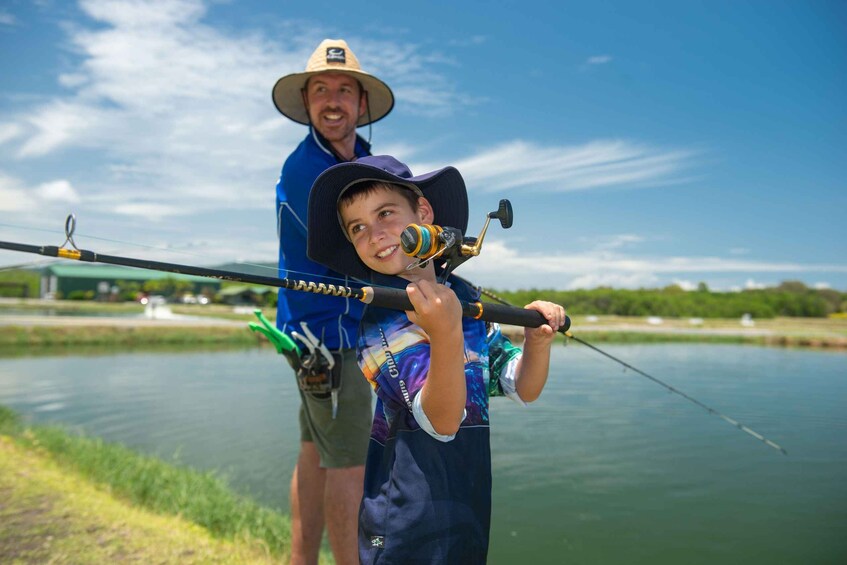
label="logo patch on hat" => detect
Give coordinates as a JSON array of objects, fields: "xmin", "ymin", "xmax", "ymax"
[{"xmin": 326, "ymin": 47, "xmax": 346, "ymax": 64}]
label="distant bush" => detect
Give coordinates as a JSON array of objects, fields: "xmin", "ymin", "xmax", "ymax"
[
  {"xmin": 0, "ymin": 269, "xmax": 38, "ymax": 298},
  {"xmin": 489, "ymin": 282, "xmax": 846, "ymax": 319},
  {"xmin": 67, "ymin": 290, "xmax": 96, "ymax": 301},
  {"xmin": 265, "ymin": 291, "xmax": 277, "ymax": 307}
]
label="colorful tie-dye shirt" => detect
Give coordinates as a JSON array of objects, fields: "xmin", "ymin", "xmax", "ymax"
[{"xmin": 356, "ymin": 276, "xmax": 522, "ymax": 564}]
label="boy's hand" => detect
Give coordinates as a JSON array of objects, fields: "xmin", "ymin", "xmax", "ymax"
[
  {"xmin": 523, "ymin": 300, "xmax": 566, "ymax": 346},
  {"xmin": 514, "ymin": 300, "xmax": 563, "ymax": 403},
  {"xmin": 405, "ymin": 280, "xmax": 462, "ymax": 339}
]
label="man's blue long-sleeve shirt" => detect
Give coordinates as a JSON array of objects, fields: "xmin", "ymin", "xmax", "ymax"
[{"xmin": 275, "ymin": 128, "xmax": 370, "ymax": 349}]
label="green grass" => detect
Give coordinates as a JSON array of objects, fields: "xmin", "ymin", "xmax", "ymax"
[
  {"xmin": 3, "ymin": 300, "xmax": 845, "ymax": 351},
  {"xmin": 566, "ymin": 331, "xmax": 751, "ymax": 344},
  {"xmin": 0, "ymin": 436, "xmax": 288, "ymax": 563},
  {"xmin": 0, "ymin": 299, "xmax": 145, "ymax": 314},
  {"xmin": 171, "ymin": 305, "xmax": 277, "ymax": 322},
  {"xmin": 0, "ymin": 406, "xmax": 293, "ymax": 557},
  {"xmin": 0, "ymin": 325, "xmax": 262, "ymax": 351},
  {"xmin": 563, "ymin": 331, "xmax": 844, "ymax": 347},
  {"xmin": 0, "ymin": 299, "xmax": 275, "ymax": 321}
]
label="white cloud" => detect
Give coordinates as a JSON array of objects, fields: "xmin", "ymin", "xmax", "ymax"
[
  {"xmin": 359, "ymin": 40, "xmax": 473, "ymax": 116},
  {"xmin": 670, "ymin": 279, "xmax": 698, "ymax": 291},
  {"xmin": 586, "ymin": 55, "xmax": 612, "ymax": 65},
  {"xmin": 813, "ymin": 282, "xmax": 831, "ymax": 290},
  {"xmin": 0, "ymin": 174, "xmax": 37, "ymax": 212},
  {"xmin": 2, "ymin": 0, "xmax": 835, "ymax": 295},
  {"xmin": 743, "ymin": 278, "xmax": 767, "ymax": 290},
  {"xmin": 375, "ymin": 141, "xmax": 421, "ymax": 163},
  {"xmin": 36, "ymin": 180, "xmax": 80, "ymax": 202},
  {"xmin": 1, "ymin": 0, "xmax": 464, "ymax": 224},
  {"xmin": 58, "ymin": 73, "xmax": 89, "ymax": 88},
  {"xmin": 18, "ymin": 103, "xmax": 97, "ymax": 157},
  {"xmin": 79, "ymin": 0, "xmax": 205, "ymax": 27},
  {"xmin": 0, "ymin": 173, "xmax": 79, "ymax": 212},
  {"xmin": 583, "ymin": 234, "xmax": 645, "ymax": 252},
  {"xmin": 457, "ymin": 239, "xmax": 847, "ymax": 290},
  {"xmin": 568, "ymin": 272, "xmax": 659, "ymax": 289},
  {"xmin": 0, "ymin": 123, "xmax": 22, "ymax": 145},
  {"xmin": 442, "ymin": 140, "xmax": 696, "ymax": 193},
  {"xmin": 112, "ymin": 202, "xmax": 183, "ymax": 220},
  {"xmin": 392, "ymin": 86, "xmax": 469, "ymax": 116}
]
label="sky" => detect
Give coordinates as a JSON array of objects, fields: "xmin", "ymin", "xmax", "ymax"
[{"xmin": 0, "ymin": 0, "xmax": 845, "ymax": 291}]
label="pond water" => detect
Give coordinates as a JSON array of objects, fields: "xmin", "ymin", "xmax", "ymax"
[{"xmin": 0, "ymin": 343, "xmax": 844, "ymax": 564}]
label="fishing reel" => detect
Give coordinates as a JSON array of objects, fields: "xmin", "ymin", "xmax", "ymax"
[{"xmin": 400, "ymin": 199, "xmax": 513, "ymax": 282}]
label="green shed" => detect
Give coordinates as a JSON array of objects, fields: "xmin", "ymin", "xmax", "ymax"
[
  {"xmin": 40, "ymin": 264, "xmax": 221, "ymax": 300},
  {"xmin": 218, "ymin": 285, "xmax": 272, "ymax": 305}
]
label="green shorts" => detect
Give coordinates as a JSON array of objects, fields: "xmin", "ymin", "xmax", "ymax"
[{"xmin": 298, "ymin": 348, "xmax": 373, "ymax": 468}]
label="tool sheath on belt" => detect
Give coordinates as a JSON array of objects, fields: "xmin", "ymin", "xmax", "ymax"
[{"xmin": 249, "ymin": 312, "xmax": 342, "ymax": 418}]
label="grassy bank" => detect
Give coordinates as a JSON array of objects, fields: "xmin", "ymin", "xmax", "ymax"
[
  {"xmin": 0, "ymin": 325, "xmax": 259, "ymax": 350},
  {"xmin": 2, "ymin": 298, "xmax": 846, "ymax": 350},
  {"xmin": 0, "ymin": 406, "xmax": 327, "ymax": 563},
  {"xmin": 4, "ymin": 323, "xmax": 846, "ymax": 352},
  {"xmin": 0, "ymin": 298, "xmax": 273, "ymax": 321},
  {"xmin": 561, "ymin": 330, "xmax": 847, "ymax": 348},
  {"xmin": 500, "ymin": 314, "xmax": 847, "ymax": 349}
]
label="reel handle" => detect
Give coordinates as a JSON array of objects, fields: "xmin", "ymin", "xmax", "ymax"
[{"xmin": 490, "ymin": 199, "xmax": 513, "ymax": 229}]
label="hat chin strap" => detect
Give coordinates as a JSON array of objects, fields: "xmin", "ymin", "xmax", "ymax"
[{"xmin": 364, "ymin": 91, "xmax": 373, "ymax": 145}]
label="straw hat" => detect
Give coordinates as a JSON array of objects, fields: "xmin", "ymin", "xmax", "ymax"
[
  {"xmin": 307, "ymin": 155, "xmax": 468, "ymax": 282},
  {"xmin": 272, "ymin": 39, "xmax": 395, "ymax": 127}
]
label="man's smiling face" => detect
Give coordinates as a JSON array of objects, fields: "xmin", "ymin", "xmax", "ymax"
[{"xmin": 304, "ymin": 72, "xmax": 366, "ymax": 147}]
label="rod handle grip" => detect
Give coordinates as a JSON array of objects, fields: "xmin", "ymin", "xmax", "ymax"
[{"xmin": 363, "ymin": 286, "xmax": 571, "ymax": 334}]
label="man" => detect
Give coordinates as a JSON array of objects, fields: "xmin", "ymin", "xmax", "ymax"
[{"xmin": 270, "ymin": 39, "xmax": 393, "ymax": 565}]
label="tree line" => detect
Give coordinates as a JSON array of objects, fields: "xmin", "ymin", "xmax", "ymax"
[
  {"xmin": 490, "ymin": 281, "xmax": 846, "ymax": 319},
  {"xmin": 1, "ymin": 269, "xmax": 844, "ymax": 318}
]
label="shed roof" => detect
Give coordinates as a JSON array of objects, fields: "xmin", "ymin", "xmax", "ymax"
[
  {"xmin": 42, "ymin": 264, "xmax": 221, "ymax": 285},
  {"xmin": 218, "ymin": 285, "xmax": 272, "ymax": 296}
]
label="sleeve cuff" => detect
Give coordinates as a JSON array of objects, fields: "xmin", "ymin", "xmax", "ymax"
[
  {"xmin": 412, "ymin": 393, "xmax": 466, "ymax": 443},
  {"xmin": 499, "ymin": 355, "xmax": 527, "ymax": 406}
]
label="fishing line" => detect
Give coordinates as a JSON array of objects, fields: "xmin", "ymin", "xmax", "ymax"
[
  {"xmin": 0, "ymin": 221, "xmax": 226, "ymax": 277},
  {"xmin": 0, "ymin": 216, "xmax": 787, "ymax": 454},
  {"xmin": 0, "ymin": 258, "xmax": 57, "ymax": 273},
  {"xmin": 472, "ymin": 285, "xmax": 788, "ymax": 455},
  {"xmin": 0, "ymin": 226, "xmax": 563, "ymax": 332},
  {"xmin": 0, "ymin": 219, "xmax": 362, "ymax": 289},
  {"xmin": 0, "ymin": 220, "xmax": 212, "ymax": 257}
]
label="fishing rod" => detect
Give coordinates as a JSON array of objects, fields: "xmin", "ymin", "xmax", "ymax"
[
  {"xmin": 0, "ymin": 214, "xmax": 570, "ymax": 336},
  {"xmin": 2, "ymin": 211, "xmax": 786, "ymax": 454},
  {"xmin": 472, "ymin": 286, "xmax": 787, "ymax": 455},
  {"xmin": 403, "ymin": 201, "xmax": 786, "ymax": 456}
]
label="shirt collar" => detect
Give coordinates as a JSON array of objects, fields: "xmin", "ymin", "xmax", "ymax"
[{"xmin": 311, "ymin": 126, "xmax": 372, "ymax": 162}]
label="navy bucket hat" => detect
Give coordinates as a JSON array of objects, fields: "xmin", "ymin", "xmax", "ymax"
[{"xmin": 307, "ymin": 155, "xmax": 469, "ymax": 282}]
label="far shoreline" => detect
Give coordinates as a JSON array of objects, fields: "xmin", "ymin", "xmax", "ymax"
[{"xmin": 1, "ymin": 313, "xmax": 845, "ymax": 352}]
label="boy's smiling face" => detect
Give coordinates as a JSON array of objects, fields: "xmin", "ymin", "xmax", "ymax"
[{"xmin": 340, "ymin": 184, "xmax": 435, "ymax": 281}]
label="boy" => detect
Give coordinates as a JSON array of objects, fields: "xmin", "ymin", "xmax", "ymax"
[{"xmin": 307, "ymin": 155, "xmax": 565, "ymax": 564}]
